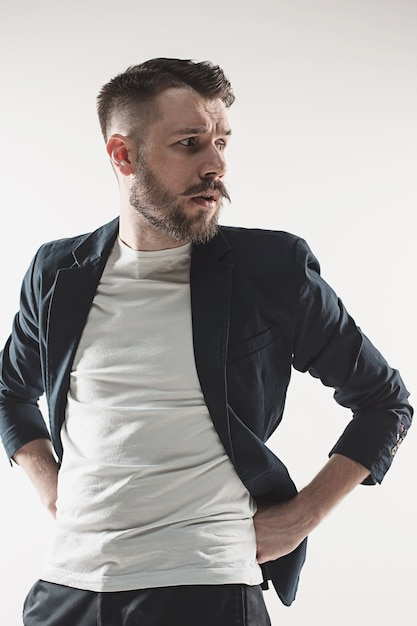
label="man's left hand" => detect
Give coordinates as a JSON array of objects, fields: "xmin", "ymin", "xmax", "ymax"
[{"xmin": 253, "ymin": 496, "xmax": 311, "ymax": 563}]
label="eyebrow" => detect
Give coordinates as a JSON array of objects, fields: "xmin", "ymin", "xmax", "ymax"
[{"xmin": 172, "ymin": 127, "xmax": 232, "ymax": 137}]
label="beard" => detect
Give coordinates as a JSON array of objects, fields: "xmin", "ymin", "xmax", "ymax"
[{"xmin": 129, "ymin": 156, "xmax": 231, "ymax": 245}]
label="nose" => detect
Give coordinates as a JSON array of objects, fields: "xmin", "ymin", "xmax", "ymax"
[{"xmin": 199, "ymin": 144, "xmax": 227, "ymax": 180}]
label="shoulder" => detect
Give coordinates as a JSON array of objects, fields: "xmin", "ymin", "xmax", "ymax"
[
  {"xmin": 32, "ymin": 218, "xmax": 119, "ymax": 273},
  {"xmin": 219, "ymin": 225, "xmax": 302, "ymax": 248},
  {"xmin": 217, "ymin": 225, "xmax": 315, "ymax": 268},
  {"xmin": 35, "ymin": 232, "xmax": 92, "ymax": 264}
]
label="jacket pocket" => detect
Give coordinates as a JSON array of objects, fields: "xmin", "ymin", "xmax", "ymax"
[{"xmin": 227, "ymin": 327, "xmax": 279, "ymax": 364}]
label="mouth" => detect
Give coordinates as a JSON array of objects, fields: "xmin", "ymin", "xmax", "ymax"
[
  {"xmin": 181, "ymin": 180, "xmax": 231, "ymax": 205},
  {"xmin": 190, "ymin": 190, "xmax": 220, "ymax": 209},
  {"xmin": 191, "ymin": 190, "xmax": 220, "ymax": 203}
]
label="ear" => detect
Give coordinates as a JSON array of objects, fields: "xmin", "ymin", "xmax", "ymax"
[{"xmin": 106, "ymin": 134, "xmax": 136, "ymax": 176}]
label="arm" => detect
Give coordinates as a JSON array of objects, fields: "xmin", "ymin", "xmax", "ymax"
[
  {"xmin": 254, "ymin": 453, "xmax": 369, "ymax": 563},
  {"xmin": 0, "ymin": 248, "xmax": 52, "ymax": 460},
  {"xmin": 13, "ymin": 438, "xmax": 59, "ymax": 518},
  {"xmin": 292, "ymin": 238, "xmax": 412, "ymax": 484}
]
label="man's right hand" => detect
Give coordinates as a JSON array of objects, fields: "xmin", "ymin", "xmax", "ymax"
[{"xmin": 13, "ymin": 438, "xmax": 59, "ymax": 518}]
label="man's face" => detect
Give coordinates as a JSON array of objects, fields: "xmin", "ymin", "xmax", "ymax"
[{"xmin": 129, "ymin": 87, "xmax": 231, "ymax": 245}]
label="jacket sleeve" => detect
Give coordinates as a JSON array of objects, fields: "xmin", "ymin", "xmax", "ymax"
[
  {"xmin": 0, "ymin": 249, "xmax": 50, "ymax": 460},
  {"xmin": 291, "ymin": 238, "xmax": 413, "ymax": 484}
]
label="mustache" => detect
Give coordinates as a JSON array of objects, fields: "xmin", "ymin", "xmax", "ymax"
[{"xmin": 180, "ymin": 179, "xmax": 231, "ymax": 203}]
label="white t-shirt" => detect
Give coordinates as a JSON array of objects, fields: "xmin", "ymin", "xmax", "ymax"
[{"xmin": 42, "ymin": 238, "xmax": 262, "ymax": 591}]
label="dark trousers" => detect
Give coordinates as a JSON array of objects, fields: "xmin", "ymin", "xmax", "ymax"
[{"xmin": 23, "ymin": 580, "xmax": 271, "ymax": 625}]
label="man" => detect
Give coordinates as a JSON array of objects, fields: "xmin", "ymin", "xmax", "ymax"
[{"xmin": 0, "ymin": 58, "xmax": 412, "ymax": 625}]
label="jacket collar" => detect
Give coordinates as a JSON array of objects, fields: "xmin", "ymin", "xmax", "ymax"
[
  {"xmin": 71, "ymin": 217, "xmax": 232, "ymax": 267},
  {"xmin": 72, "ymin": 217, "xmax": 119, "ymax": 267}
]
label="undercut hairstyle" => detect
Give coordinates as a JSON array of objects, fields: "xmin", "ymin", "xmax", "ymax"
[{"xmin": 97, "ymin": 57, "xmax": 235, "ymax": 143}]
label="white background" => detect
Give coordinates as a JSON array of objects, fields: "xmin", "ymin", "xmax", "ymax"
[{"xmin": 0, "ymin": 1, "xmax": 416, "ymax": 624}]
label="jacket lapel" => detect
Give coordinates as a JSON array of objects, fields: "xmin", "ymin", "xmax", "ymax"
[
  {"xmin": 46, "ymin": 219, "xmax": 118, "ymax": 452},
  {"xmin": 190, "ymin": 230, "xmax": 234, "ymax": 463}
]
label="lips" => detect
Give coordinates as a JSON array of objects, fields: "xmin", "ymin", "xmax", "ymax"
[
  {"xmin": 192, "ymin": 190, "xmax": 219, "ymax": 200},
  {"xmin": 191, "ymin": 194, "xmax": 219, "ymax": 208}
]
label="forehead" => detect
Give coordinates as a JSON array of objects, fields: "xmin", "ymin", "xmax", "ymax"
[{"xmin": 151, "ymin": 87, "xmax": 230, "ymax": 135}]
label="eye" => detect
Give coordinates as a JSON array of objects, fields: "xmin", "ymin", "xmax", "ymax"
[
  {"xmin": 216, "ymin": 140, "xmax": 226, "ymax": 152},
  {"xmin": 178, "ymin": 137, "xmax": 198, "ymax": 147}
]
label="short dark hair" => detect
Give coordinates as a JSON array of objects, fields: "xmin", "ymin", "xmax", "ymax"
[{"xmin": 97, "ymin": 57, "xmax": 235, "ymax": 142}]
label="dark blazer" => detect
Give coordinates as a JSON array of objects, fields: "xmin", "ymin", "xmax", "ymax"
[{"xmin": 0, "ymin": 218, "xmax": 412, "ymax": 605}]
